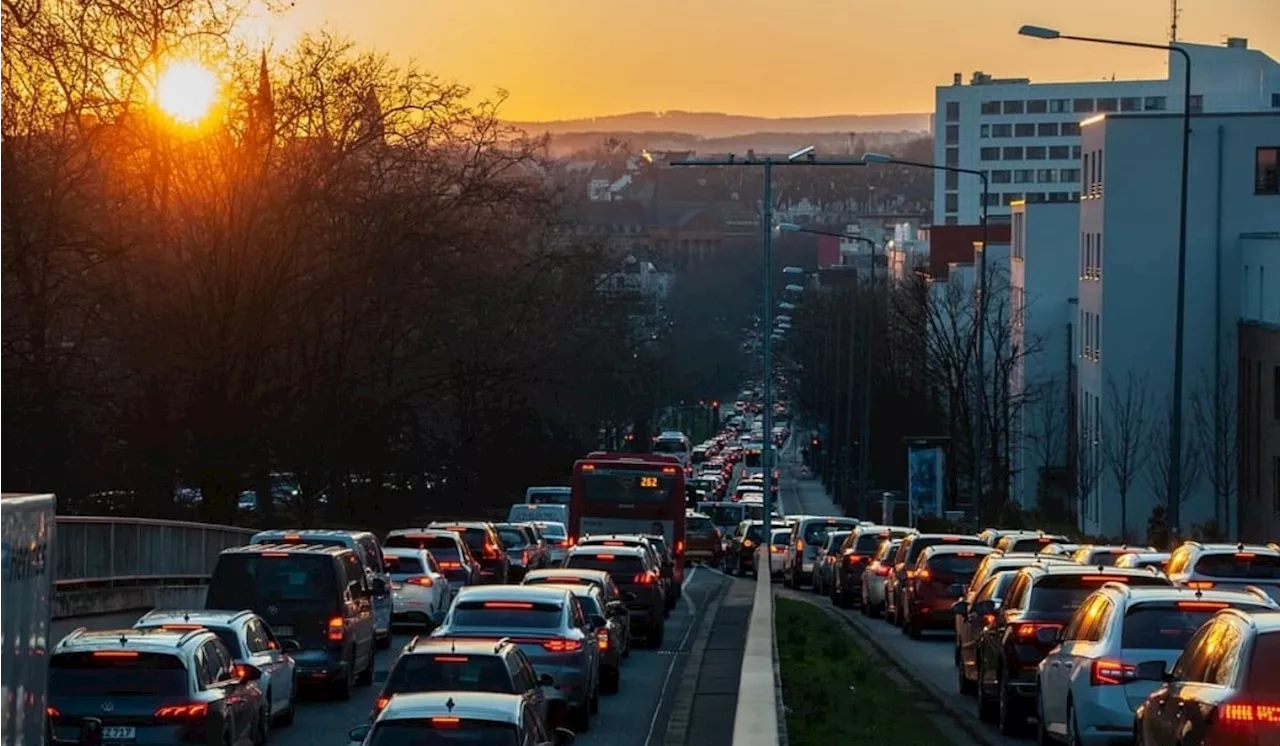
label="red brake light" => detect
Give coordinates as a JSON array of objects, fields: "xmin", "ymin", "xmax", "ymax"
[
  {"xmin": 942, "ymin": 536, "xmax": 960, "ymax": 542},
  {"xmin": 957, "ymin": 552, "xmax": 976, "ymax": 557},
  {"xmin": 483, "ymin": 602, "xmax": 533, "ymax": 609},
  {"xmin": 431, "ymin": 717, "xmax": 460, "ymax": 728},
  {"xmin": 327, "ymin": 616, "xmax": 345, "ymax": 642},
  {"xmin": 1187, "ymin": 581, "xmax": 1215, "ymax": 590},
  {"xmin": 662, "ymin": 466, "xmax": 677, "ymax": 474},
  {"xmin": 261, "ymin": 551, "xmax": 290, "ymax": 557},
  {"xmin": 874, "ymin": 565, "xmax": 890, "ymax": 576},
  {"xmin": 676, "ymin": 540, "xmax": 685, "ymax": 554},
  {"xmin": 522, "ymin": 549, "xmax": 530, "ymax": 565},
  {"xmin": 596, "ymin": 628, "xmax": 610, "ymax": 650},
  {"xmin": 1090, "ymin": 659, "xmax": 1136, "ymax": 686},
  {"xmin": 581, "ymin": 463, "xmax": 596, "ymax": 471},
  {"xmin": 1219, "ymin": 702, "xmax": 1280, "ymax": 727},
  {"xmin": 404, "ymin": 576, "xmax": 434, "ymax": 587},
  {"xmin": 45, "ymin": 706, "xmax": 60, "ymax": 719},
  {"xmin": 1235, "ymin": 552, "xmax": 1257, "ymax": 559},
  {"xmin": 542, "ymin": 639, "xmax": 584, "ymax": 653},
  {"xmin": 596, "ymin": 554, "xmax": 617, "ymax": 560},
  {"xmin": 92, "ymin": 651, "xmax": 138, "ymax": 658},
  {"xmin": 602, "ymin": 541, "xmax": 626, "ymax": 546},
  {"xmin": 283, "ymin": 533, "xmax": 302, "ymax": 541},
  {"xmin": 797, "ymin": 539, "xmax": 805, "ymax": 552},
  {"xmin": 434, "ymin": 656, "xmax": 469, "ymax": 663},
  {"xmin": 1176, "ymin": 601, "xmax": 1228, "ymax": 610},
  {"xmin": 633, "ymin": 572, "xmax": 657, "ymax": 585},
  {"xmin": 1080, "ymin": 575, "xmax": 1119, "ymax": 582},
  {"xmin": 155, "ymin": 703, "xmax": 209, "ymax": 718},
  {"xmin": 1015, "ymin": 622, "xmax": 1063, "ymax": 641},
  {"xmin": 159, "ymin": 624, "xmax": 203, "ymax": 631}
]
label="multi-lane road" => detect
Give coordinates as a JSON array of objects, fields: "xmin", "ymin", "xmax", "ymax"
[{"xmin": 52, "ymin": 569, "xmax": 730, "ymax": 746}]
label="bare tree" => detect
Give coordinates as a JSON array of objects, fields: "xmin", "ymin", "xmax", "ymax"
[
  {"xmin": 1026, "ymin": 375, "xmax": 1068, "ymax": 502},
  {"xmin": 1103, "ymin": 371, "xmax": 1151, "ymax": 540},
  {"xmin": 1076, "ymin": 425, "xmax": 1104, "ymax": 527},
  {"xmin": 1191, "ymin": 371, "xmax": 1238, "ymax": 531},
  {"xmin": 1145, "ymin": 396, "xmax": 1203, "ymax": 538}
]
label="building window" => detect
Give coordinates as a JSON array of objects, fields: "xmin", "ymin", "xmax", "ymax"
[
  {"xmin": 945, "ymin": 124, "xmax": 960, "ymax": 144},
  {"xmin": 1037, "ymin": 169, "xmax": 1057, "ymax": 183},
  {"xmin": 1003, "ymin": 146, "xmax": 1024, "ymax": 160},
  {"xmin": 1027, "ymin": 99, "xmax": 1048, "ymax": 114},
  {"xmin": 1096, "ymin": 98, "xmax": 1119, "ymax": 112},
  {"xmin": 1003, "ymin": 100, "xmax": 1025, "ymax": 114},
  {"xmin": 1256, "ymin": 147, "xmax": 1279, "ymax": 194},
  {"xmin": 1039, "ymin": 122, "xmax": 1060, "ymax": 137},
  {"xmin": 1015, "ymin": 123, "xmax": 1036, "ymax": 137},
  {"xmin": 945, "ymin": 193, "xmax": 959, "ymax": 213},
  {"xmin": 945, "ymin": 170, "xmax": 959, "ymax": 189},
  {"xmin": 1073, "ymin": 98, "xmax": 1096, "ymax": 113},
  {"xmin": 1025, "ymin": 192, "xmax": 1046, "ymax": 203},
  {"xmin": 1072, "ymin": 145, "xmax": 1082, "ymax": 159},
  {"xmin": 1188, "ymin": 95, "xmax": 1204, "ymax": 113},
  {"xmin": 980, "ymin": 147, "xmax": 1001, "ymax": 161},
  {"xmin": 1145, "ymin": 96, "xmax": 1167, "ymax": 111},
  {"xmin": 1015, "ymin": 169, "xmax": 1035, "ymax": 183},
  {"xmin": 992, "ymin": 123, "xmax": 1013, "ymax": 138},
  {"xmin": 945, "ymin": 216, "xmax": 958, "ymax": 226},
  {"xmin": 1049, "ymin": 145, "xmax": 1071, "ymax": 160},
  {"xmin": 1094, "ymin": 313, "xmax": 1101, "ymax": 360},
  {"xmin": 981, "ymin": 101, "xmax": 1001, "ymax": 115},
  {"xmin": 991, "ymin": 170, "xmax": 1012, "ymax": 184},
  {"xmin": 1096, "ymin": 233, "xmax": 1103, "ymax": 278},
  {"xmin": 1273, "ymin": 93, "xmax": 1280, "ymax": 108},
  {"xmin": 1120, "ymin": 97, "xmax": 1142, "ymax": 112},
  {"xmin": 980, "ymin": 123, "xmax": 990, "ymax": 138},
  {"xmin": 946, "ymin": 101, "xmax": 961, "ymax": 121},
  {"xmin": 1002, "ymin": 193, "xmax": 1023, "ymax": 206},
  {"xmin": 1061, "ymin": 122, "xmax": 1081, "ymax": 136},
  {"xmin": 1025, "ymin": 146, "xmax": 1046, "ymax": 160},
  {"xmin": 1049, "ymin": 99, "xmax": 1070, "ymax": 113},
  {"xmin": 946, "ymin": 147, "xmax": 959, "ymax": 166},
  {"xmin": 1083, "ymin": 153, "xmax": 1091, "ymax": 189},
  {"xmin": 1060, "ymin": 168, "xmax": 1081, "ymax": 182}
]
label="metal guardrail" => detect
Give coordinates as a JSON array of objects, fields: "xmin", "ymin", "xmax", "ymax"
[{"xmin": 54, "ymin": 516, "xmax": 256, "ymax": 588}]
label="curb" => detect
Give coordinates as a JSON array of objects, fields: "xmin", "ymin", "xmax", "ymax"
[
  {"xmin": 785, "ymin": 592, "xmax": 1005, "ymax": 746},
  {"xmin": 663, "ymin": 579, "xmax": 729, "ymax": 746}
]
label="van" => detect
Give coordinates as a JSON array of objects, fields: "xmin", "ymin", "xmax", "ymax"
[
  {"xmin": 507, "ymin": 502, "xmax": 569, "ymax": 525},
  {"xmin": 250, "ymin": 529, "xmax": 393, "ymax": 648},
  {"xmin": 207, "ymin": 544, "xmax": 378, "ymax": 699},
  {"xmin": 524, "ymin": 486, "xmax": 571, "ymax": 505}
]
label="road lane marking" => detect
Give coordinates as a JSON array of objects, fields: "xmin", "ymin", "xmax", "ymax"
[{"xmin": 644, "ymin": 571, "xmax": 705, "ymax": 746}]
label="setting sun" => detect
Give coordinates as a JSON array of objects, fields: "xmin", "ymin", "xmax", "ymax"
[{"xmin": 154, "ymin": 61, "xmax": 219, "ymax": 124}]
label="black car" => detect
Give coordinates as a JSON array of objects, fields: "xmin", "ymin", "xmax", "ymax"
[
  {"xmin": 971, "ymin": 563, "xmax": 1171, "ymax": 736},
  {"xmin": 494, "ymin": 523, "xmax": 550, "ymax": 581},
  {"xmin": 430, "ymin": 521, "xmax": 510, "ymax": 584},
  {"xmin": 831, "ymin": 527, "xmax": 894, "ymax": 608}
]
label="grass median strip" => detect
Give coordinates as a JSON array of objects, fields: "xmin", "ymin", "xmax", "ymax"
[{"xmin": 776, "ymin": 597, "xmax": 952, "ymax": 745}]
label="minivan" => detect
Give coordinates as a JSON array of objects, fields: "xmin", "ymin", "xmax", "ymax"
[
  {"xmin": 207, "ymin": 544, "xmax": 379, "ymax": 699},
  {"xmin": 250, "ymin": 528, "xmax": 393, "ymax": 648}
]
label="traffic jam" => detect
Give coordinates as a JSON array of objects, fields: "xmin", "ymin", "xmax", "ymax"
[{"xmin": 43, "ymin": 418, "xmax": 750, "ymax": 746}]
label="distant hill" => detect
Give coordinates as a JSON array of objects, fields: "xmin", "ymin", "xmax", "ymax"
[{"xmin": 508, "ymin": 110, "xmax": 931, "ymax": 138}]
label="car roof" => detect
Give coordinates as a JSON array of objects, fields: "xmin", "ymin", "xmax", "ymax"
[
  {"xmin": 252, "ymin": 528, "xmax": 373, "ymax": 540},
  {"xmin": 454, "ymin": 585, "xmax": 571, "ymax": 605},
  {"xmin": 796, "ymin": 516, "xmax": 858, "ymax": 526},
  {"xmin": 1102, "ymin": 585, "xmax": 1279, "ymax": 608},
  {"xmin": 378, "ymin": 692, "xmax": 524, "ymax": 723},
  {"xmin": 387, "ymin": 528, "xmax": 459, "ymax": 537},
  {"xmin": 55, "ymin": 627, "xmax": 209, "ymax": 654},
  {"xmin": 538, "ymin": 583, "xmax": 603, "ymax": 600},
  {"xmin": 1021, "ymin": 563, "xmax": 1163, "ymax": 580},
  {"xmin": 524, "ymin": 568, "xmax": 610, "ymax": 583},
  {"xmin": 580, "ymin": 534, "xmax": 649, "ymax": 543},
  {"xmin": 401, "ymin": 637, "xmax": 518, "ymax": 656},
  {"xmin": 135, "ymin": 609, "xmax": 256, "ymax": 627},
  {"xmin": 921, "ymin": 544, "xmax": 993, "ymax": 557},
  {"xmin": 429, "ymin": 521, "xmax": 491, "ymax": 530},
  {"xmin": 569, "ymin": 545, "xmax": 646, "ymax": 558},
  {"xmin": 224, "ymin": 543, "xmax": 348, "ymax": 557}
]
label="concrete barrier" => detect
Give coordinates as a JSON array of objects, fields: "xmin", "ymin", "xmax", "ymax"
[{"xmin": 732, "ymin": 548, "xmax": 782, "ymax": 746}]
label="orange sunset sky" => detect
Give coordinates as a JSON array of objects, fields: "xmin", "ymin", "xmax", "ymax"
[{"xmin": 250, "ymin": 0, "xmax": 1280, "ymax": 121}]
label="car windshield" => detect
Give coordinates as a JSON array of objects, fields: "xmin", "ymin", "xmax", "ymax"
[
  {"xmin": 1193, "ymin": 553, "xmax": 1280, "ymax": 579},
  {"xmin": 907, "ymin": 537, "xmax": 985, "ymax": 563},
  {"xmin": 496, "ymin": 528, "xmax": 527, "ymax": 548},
  {"xmin": 208, "ymin": 553, "xmax": 336, "ymax": 606},
  {"xmin": 386, "ymin": 556, "xmax": 425, "ymax": 575},
  {"xmin": 384, "ymin": 654, "xmax": 514, "ymax": 694},
  {"xmin": 451, "ymin": 601, "xmax": 562, "ymax": 628},
  {"xmin": 925, "ymin": 553, "xmax": 983, "ymax": 579},
  {"xmin": 1122, "ymin": 604, "xmax": 1268, "ymax": 650},
  {"xmin": 772, "ymin": 532, "xmax": 789, "ymax": 546},
  {"xmin": 368, "ymin": 720, "xmax": 519, "ymax": 746},
  {"xmin": 1028, "ymin": 574, "xmax": 1171, "ymax": 613},
  {"xmin": 50, "ymin": 652, "xmax": 188, "ymax": 696}
]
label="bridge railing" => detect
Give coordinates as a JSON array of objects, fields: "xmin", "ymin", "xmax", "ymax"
[{"xmin": 54, "ymin": 516, "xmax": 256, "ymax": 589}]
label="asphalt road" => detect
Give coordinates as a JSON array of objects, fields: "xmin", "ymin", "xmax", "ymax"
[{"xmin": 50, "ymin": 568, "xmax": 729, "ymax": 746}]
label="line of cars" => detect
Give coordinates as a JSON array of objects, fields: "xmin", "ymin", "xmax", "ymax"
[
  {"xmin": 44, "ymin": 520, "xmax": 681, "ymax": 746},
  {"xmin": 795, "ymin": 525, "xmax": 1280, "ymax": 745}
]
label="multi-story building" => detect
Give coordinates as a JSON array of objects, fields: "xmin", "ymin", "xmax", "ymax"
[
  {"xmin": 1076, "ymin": 111, "xmax": 1279, "ymax": 540},
  {"xmin": 934, "ymin": 38, "xmax": 1280, "ymax": 226}
]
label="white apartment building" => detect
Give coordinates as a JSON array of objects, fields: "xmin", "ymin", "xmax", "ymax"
[
  {"xmin": 1076, "ymin": 111, "xmax": 1280, "ymax": 540},
  {"xmin": 1009, "ymin": 201, "xmax": 1080, "ymax": 512},
  {"xmin": 933, "ymin": 38, "xmax": 1280, "ymax": 226}
]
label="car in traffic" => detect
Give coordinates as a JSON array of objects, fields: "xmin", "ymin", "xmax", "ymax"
[
  {"xmin": 430, "ymin": 585, "xmax": 602, "ymax": 731},
  {"xmin": 683, "ymin": 511, "xmax": 721, "ymax": 565},
  {"xmin": 349, "ymin": 691, "xmax": 576, "ymax": 746},
  {"xmin": 1070, "ymin": 544, "xmax": 1153, "ymax": 567},
  {"xmin": 766, "ymin": 528, "xmax": 790, "ymax": 579},
  {"xmin": 994, "ymin": 531, "xmax": 1070, "ymax": 554},
  {"xmin": 531, "ymin": 521, "xmax": 572, "ymax": 564},
  {"xmin": 785, "ymin": 516, "xmax": 861, "ymax": 589},
  {"xmin": 48, "ymin": 627, "xmax": 268, "ymax": 746},
  {"xmin": 563, "ymin": 545, "xmax": 665, "ymax": 647},
  {"xmin": 384, "ymin": 529, "xmax": 483, "ymax": 595},
  {"xmin": 810, "ymin": 530, "xmax": 851, "ymax": 597},
  {"xmin": 833, "ymin": 526, "xmax": 911, "ymax": 609},
  {"xmin": 1164, "ymin": 541, "xmax": 1280, "ymax": 603},
  {"xmin": 382, "ymin": 547, "xmax": 451, "ymax": 628},
  {"xmin": 575, "ymin": 534, "xmax": 674, "ymax": 610},
  {"xmin": 885, "ymin": 533, "xmax": 988, "ymax": 626},
  {"xmin": 728, "ymin": 520, "xmax": 768, "ymax": 576},
  {"xmin": 900, "ymin": 544, "xmax": 994, "ymax": 638},
  {"xmin": 132, "ymin": 609, "xmax": 298, "ymax": 726},
  {"xmin": 860, "ymin": 537, "xmax": 903, "ymax": 617},
  {"xmin": 428, "ymin": 521, "xmax": 511, "ymax": 585},
  {"xmin": 1113, "ymin": 551, "xmax": 1172, "ymax": 572},
  {"xmin": 494, "ymin": 523, "xmax": 551, "ymax": 582},
  {"xmin": 541, "ymin": 583, "xmax": 629, "ymax": 693}
]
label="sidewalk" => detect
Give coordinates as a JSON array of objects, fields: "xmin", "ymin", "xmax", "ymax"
[{"xmin": 779, "ymin": 454, "xmax": 844, "ymax": 517}]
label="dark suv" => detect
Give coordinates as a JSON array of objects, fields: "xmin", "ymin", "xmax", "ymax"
[
  {"xmin": 48, "ymin": 627, "xmax": 267, "ymax": 746},
  {"xmin": 429, "ymin": 521, "xmax": 510, "ymax": 584},
  {"xmin": 565, "ymin": 545, "xmax": 665, "ymax": 648},
  {"xmin": 494, "ymin": 523, "xmax": 550, "ymax": 582},
  {"xmin": 886, "ymin": 533, "xmax": 987, "ymax": 626},
  {"xmin": 972, "ymin": 563, "xmax": 1171, "ymax": 735},
  {"xmin": 371, "ymin": 637, "xmax": 552, "ymax": 725}
]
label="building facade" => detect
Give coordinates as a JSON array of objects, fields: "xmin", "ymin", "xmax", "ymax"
[
  {"xmin": 933, "ymin": 38, "xmax": 1280, "ymax": 227},
  {"xmin": 1076, "ymin": 111, "xmax": 1280, "ymax": 539}
]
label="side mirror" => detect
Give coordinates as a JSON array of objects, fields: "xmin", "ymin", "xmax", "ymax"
[
  {"xmin": 1132, "ymin": 660, "xmax": 1169, "ymax": 682},
  {"xmin": 553, "ymin": 726, "xmax": 577, "ymax": 746},
  {"xmin": 589, "ymin": 614, "xmax": 608, "ymax": 630},
  {"xmin": 371, "ymin": 578, "xmax": 388, "ymax": 595},
  {"xmin": 348, "ymin": 725, "xmax": 371, "ymax": 743},
  {"xmin": 280, "ymin": 638, "xmax": 301, "ymax": 653},
  {"xmin": 234, "ymin": 662, "xmax": 263, "ymax": 682},
  {"xmin": 538, "ymin": 672, "xmax": 555, "ymax": 687},
  {"xmin": 951, "ymin": 600, "xmax": 969, "ymax": 616}
]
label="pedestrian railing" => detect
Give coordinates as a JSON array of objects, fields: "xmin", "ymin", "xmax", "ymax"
[{"xmin": 54, "ymin": 516, "xmax": 256, "ymax": 588}]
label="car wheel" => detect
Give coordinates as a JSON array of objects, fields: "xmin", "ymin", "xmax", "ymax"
[
  {"xmin": 589, "ymin": 684, "xmax": 599, "ymax": 714},
  {"xmin": 1065, "ymin": 699, "xmax": 1081, "ymax": 746},
  {"xmin": 356, "ymin": 648, "xmax": 374, "ymax": 686},
  {"xmin": 331, "ymin": 656, "xmax": 354, "ymax": 701},
  {"xmin": 277, "ymin": 682, "xmax": 296, "ymax": 727},
  {"xmin": 957, "ymin": 648, "xmax": 976, "ymax": 696},
  {"xmin": 569, "ymin": 706, "xmax": 590, "ymax": 733},
  {"xmin": 975, "ymin": 657, "xmax": 998, "ymax": 723},
  {"xmin": 998, "ymin": 676, "xmax": 1025, "ymax": 736},
  {"xmin": 254, "ymin": 700, "xmax": 269, "ymax": 746},
  {"xmin": 1035, "ymin": 689, "xmax": 1052, "ymax": 746}
]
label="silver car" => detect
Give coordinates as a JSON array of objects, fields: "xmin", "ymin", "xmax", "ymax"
[
  {"xmin": 430, "ymin": 585, "xmax": 602, "ymax": 731},
  {"xmin": 859, "ymin": 538, "xmax": 902, "ymax": 617}
]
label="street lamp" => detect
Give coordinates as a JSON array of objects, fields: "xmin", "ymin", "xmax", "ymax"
[
  {"xmin": 674, "ymin": 151, "xmax": 866, "ymax": 542},
  {"xmin": 1018, "ymin": 24, "xmax": 1194, "ymax": 537},
  {"xmin": 863, "ymin": 151, "xmax": 990, "ymax": 525}
]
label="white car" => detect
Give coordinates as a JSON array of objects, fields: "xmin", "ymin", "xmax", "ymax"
[
  {"xmin": 533, "ymin": 520, "xmax": 571, "ymax": 564},
  {"xmin": 766, "ymin": 528, "xmax": 790, "ymax": 577},
  {"xmin": 1035, "ymin": 584, "xmax": 1277, "ymax": 744},
  {"xmin": 134, "ymin": 609, "xmax": 298, "ymax": 726},
  {"xmin": 383, "ymin": 547, "xmax": 451, "ymax": 628}
]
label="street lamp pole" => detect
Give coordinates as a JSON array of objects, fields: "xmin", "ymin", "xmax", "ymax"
[
  {"xmin": 1018, "ymin": 24, "xmax": 1192, "ymax": 538},
  {"xmin": 863, "ymin": 153, "xmax": 989, "ymax": 525},
  {"xmin": 673, "ymin": 150, "xmax": 865, "ymax": 545}
]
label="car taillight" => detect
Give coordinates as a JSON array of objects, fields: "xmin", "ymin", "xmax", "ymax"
[
  {"xmin": 483, "ymin": 543, "xmax": 502, "ymax": 560},
  {"xmin": 1217, "ymin": 702, "xmax": 1280, "ymax": 729},
  {"xmin": 874, "ymin": 564, "xmax": 890, "ymax": 577},
  {"xmin": 327, "ymin": 616, "xmax": 345, "ymax": 642},
  {"xmin": 155, "ymin": 703, "xmax": 209, "ymax": 718},
  {"xmin": 543, "ymin": 639, "xmax": 584, "ymax": 653},
  {"xmin": 742, "ymin": 539, "xmax": 754, "ymax": 548},
  {"xmin": 915, "ymin": 569, "xmax": 933, "ymax": 581},
  {"xmin": 596, "ymin": 628, "xmax": 610, "ymax": 650},
  {"xmin": 676, "ymin": 541, "xmax": 685, "ymax": 555},
  {"xmin": 1014, "ymin": 622, "xmax": 1062, "ymax": 644},
  {"xmin": 522, "ymin": 549, "xmax": 530, "ymax": 565},
  {"xmin": 1090, "ymin": 659, "xmax": 1136, "ymax": 686},
  {"xmin": 438, "ymin": 561, "xmax": 462, "ymax": 570},
  {"xmin": 45, "ymin": 706, "xmax": 60, "ymax": 720},
  {"xmin": 375, "ymin": 696, "xmax": 391, "ymax": 712},
  {"xmin": 633, "ymin": 572, "xmax": 657, "ymax": 585},
  {"xmin": 796, "ymin": 540, "xmax": 805, "ymax": 552},
  {"xmin": 404, "ymin": 576, "xmax": 434, "ymax": 587}
]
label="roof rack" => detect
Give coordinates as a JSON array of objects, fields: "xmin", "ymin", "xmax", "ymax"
[
  {"xmin": 406, "ymin": 635, "xmax": 421, "ymax": 652},
  {"xmin": 494, "ymin": 637, "xmax": 513, "ymax": 653}
]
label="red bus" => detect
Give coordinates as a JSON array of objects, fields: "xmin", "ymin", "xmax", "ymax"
[{"xmin": 569, "ymin": 452, "xmax": 687, "ymax": 585}]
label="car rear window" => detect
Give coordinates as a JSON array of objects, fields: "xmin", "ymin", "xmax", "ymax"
[
  {"xmin": 802, "ymin": 520, "xmax": 858, "ymax": 545},
  {"xmin": 50, "ymin": 652, "xmax": 188, "ymax": 695},
  {"xmin": 450, "ymin": 528, "xmax": 489, "ymax": 553},
  {"xmin": 535, "ymin": 523, "xmax": 566, "ymax": 539},
  {"xmin": 368, "ymin": 719, "xmax": 518, "ymax": 746},
  {"xmin": 701, "ymin": 506, "xmax": 745, "ymax": 528},
  {"xmin": 496, "ymin": 528, "xmax": 528, "ymax": 548},
  {"xmin": 745, "ymin": 525, "xmax": 765, "ymax": 542},
  {"xmin": 1007, "ymin": 536, "xmax": 1062, "ymax": 552},
  {"xmin": 1192, "ymin": 553, "xmax": 1280, "ymax": 579},
  {"xmin": 1028, "ymin": 574, "xmax": 1171, "ymax": 612},
  {"xmin": 826, "ymin": 532, "xmax": 851, "ymax": 551},
  {"xmin": 772, "ymin": 532, "xmax": 790, "ymax": 546},
  {"xmin": 208, "ymin": 553, "xmax": 337, "ymax": 606},
  {"xmin": 1122, "ymin": 603, "xmax": 1270, "ymax": 650},
  {"xmin": 565, "ymin": 553, "xmax": 645, "ymax": 577},
  {"xmin": 1082, "ymin": 549, "xmax": 1135, "ymax": 566},
  {"xmin": 1246, "ymin": 632, "xmax": 1280, "ymax": 695},
  {"xmin": 385, "ymin": 535, "xmax": 461, "ymax": 556},
  {"xmin": 385, "ymin": 556, "xmax": 425, "ymax": 574},
  {"xmin": 385, "ymin": 653, "xmax": 514, "ymax": 695},
  {"xmin": 573, "ymin": 593, "xmax": 604, "ymax": 616},
  {"xmin": 688, "ymin": 516, "xmax": 716, "ymax": 533},
  {"xmin": 907, "ymin": 536, "xmax": 985, "ymax": 564},
  {"xmin": 926, "ymin": 553, "xmax": 983, "ymax": 578},
  {"xmin": 451, "ymin": 601, "xmax": 562, "ymax": 629},
  {"xmin": 855, "ymin": 533, "xmax": 884, "ymax": 552}
]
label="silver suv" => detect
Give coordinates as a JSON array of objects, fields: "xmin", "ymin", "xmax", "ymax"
[{"xmin": 1164, "ymin": 542, "xmax": 1280, "ymax": 603}]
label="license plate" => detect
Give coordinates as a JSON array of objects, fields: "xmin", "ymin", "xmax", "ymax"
[
  {"xmin": 102, "ymin": 727, "xmax": 135, "ymax": 741},
  {"xmin": 273, "ymin": 625, "xmax": 294, "ymax": 637}
]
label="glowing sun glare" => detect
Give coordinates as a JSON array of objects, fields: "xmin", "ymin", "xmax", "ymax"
[{"xmin": 155, "ymin": 61, "xmax": 219, "ymax": 124}]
